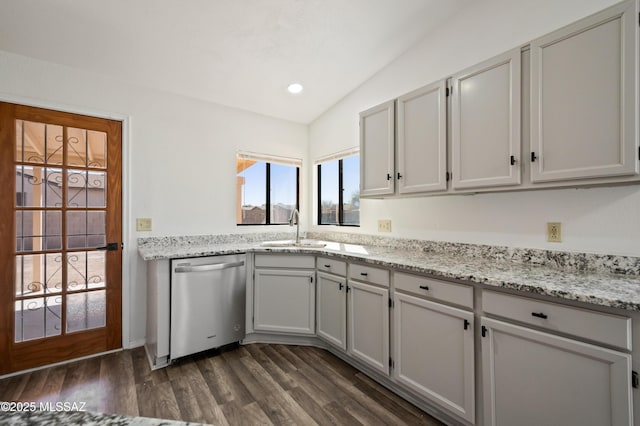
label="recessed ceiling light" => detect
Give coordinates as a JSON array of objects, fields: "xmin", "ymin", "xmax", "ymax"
[{"xmin": 287, "ymin": 83, "xmax": 304, "ymax": 94}]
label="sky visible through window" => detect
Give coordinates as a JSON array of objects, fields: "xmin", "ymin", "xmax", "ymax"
[
  {"xmin": 342, "ymin": 155, "xmax": 359, "ymax": 208},
  {"xmin": 240, "ymin": 162, "xmax": 297, "ymax": 206},
  {"xmin": 240, "ymin": 162, "xmax": 266, "ymax": 206},
  {"xmin": 318, "ymin": 154, "xmax": 360, "ymax": 226}
]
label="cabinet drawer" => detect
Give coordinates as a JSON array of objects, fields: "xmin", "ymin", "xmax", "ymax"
[
  {"xmin": 349, "ymin": 263, "xmax": 389, "ymax": 287},
  {"xmin": 483, "ymin": 291, "xmax": 631, "ymax": 350},
  {"xmin": 254, "ymin": 254, "xmax": 315, "ymax": 269},
  {"xmin": 317, "ymin": 257, "xmax": 346, "ymax": 276},
  {"xmin": 394, "ymin": 272, "xmax": 473, "ymax": 309}
]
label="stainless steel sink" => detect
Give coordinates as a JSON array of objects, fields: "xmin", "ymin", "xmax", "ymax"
[{"xmin": 260, "ymin": 239, "xmax": 326, "ymax": 248}]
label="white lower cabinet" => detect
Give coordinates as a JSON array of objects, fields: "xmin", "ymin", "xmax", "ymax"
[
  {"xmin": 251, "ymin": 255, "xmax": 635, "ymax": 426},
  {"xmin": 316, "ymin": 271, "xmax": 347, "ymax": 350},
  {"xmin": 394, "ymin": 292, "xmax": 475, "ymax": 423},
  {"xmin": 253, "ymin": 266, "xmax": 315, "ymax": 335},
  {"xmin": 348, "ymin": 279, "xmax": 390, "ymax": 375},
  {"xmin": 481, "ymin": 317, "xmax": 632, "ymax": 426}
]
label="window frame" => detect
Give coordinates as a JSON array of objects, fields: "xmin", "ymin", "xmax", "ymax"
[
  {"xmin": 316, "ymin": 151, "xmax": 360, "ymax": 227},
  {"xmin": 236, "ymin": 153, "xmax": 301, "ymax": 226}
]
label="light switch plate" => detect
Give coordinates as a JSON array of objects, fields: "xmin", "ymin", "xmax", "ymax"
[{"xmin": 136, "ymin": 218, "xmax": 152, "ymax": 232}]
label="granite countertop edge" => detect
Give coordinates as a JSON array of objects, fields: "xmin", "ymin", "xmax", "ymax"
[{"xmin": 138, "ymin": 242, "xmax": 640, "ymax": 312}]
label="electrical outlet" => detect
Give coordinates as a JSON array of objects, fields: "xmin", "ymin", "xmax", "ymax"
[
  {"xmin": 378, "ymin": 219, "xmax": 392, "ymax": 233},
  {"xmin": 547, "ymin": 222, "xmax": 561, "ymax": 243},
  {"xmin": 136, "ymin": 218, "xmax": 152, "ymax": 232}
]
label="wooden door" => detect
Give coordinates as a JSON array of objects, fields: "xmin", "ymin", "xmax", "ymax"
[
  {"xmin": 451, "ymin": 49, "xmax": 521, "ymax": 190},
  {"xmin": 253, "ymin": 269, "xmax": 315, "ymax": 335},
  {"xmin": 530, "ymin": 0, "xmax": 638, "ymax": 182},
  {"xmin": 394, "ymin": 292, "xmax": 475, "ymax": 423},
  {"xmin": 316, "ymin": 271, "xmax": 347, "ymax": 350},
  {"xmin": 347, "ymin": 280, "xmax": 389, "ymax": 374},
  {"xmin": 359, "ymin": 100, "xmax": 395, "ymax": 197},
  {"xmin": 0, "ymin": 102, "xmax": 122, "ymax": 375},
  {"xmin": 481, "ymin": 317, "xmax": 632, "ymax": 426},
  {"xmin": 397, "ymin": 80, "xmax": 447, "ymax": 194}
]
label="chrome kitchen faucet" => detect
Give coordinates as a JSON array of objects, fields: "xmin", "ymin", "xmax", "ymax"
[{"xmin": 289, "ymin": 208, "xmax": 300, "ymax": 245}]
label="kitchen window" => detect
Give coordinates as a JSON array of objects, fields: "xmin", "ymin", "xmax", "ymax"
[
  {"xmin": 236, "ymin": 152, "xmax": 300, "ymax": 225},
  {"xmin": 317, "ymin": 151, "xmax": 360, "ymax": 226}
]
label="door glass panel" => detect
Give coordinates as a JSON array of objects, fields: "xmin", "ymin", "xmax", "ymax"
[
  {"xmin": 66, "ymin": 211, "xmax": 106, "ymax": 249},
  {"xmin": 15, "ymin": 120, "xmax": 63, "ymax": 165},
  {"xmin": 66, "ymin": 290, "xmax": 106, "ymax": 333},
  {"xmin": 14, "ymin": 296, "xmax": 62, "ymax": 342},
  {"xmin": 66, "ymin": 127, "xmax": 107, "ymax": 169},
  {"xmin": 16, "ymin": 210, "xmax": 62, "ymax": 252},
  {"xmin": 67, "ymin": 251, "xmax": 106, "ymax": 291},
  {"xmin": 15, "ymin": 254, "xmax": 63, "ymax": 296},
  {"xmin": 16, "ymin": 166, "xmax": 63, "ymax": 208},
  {"xmin": 66, "ymin": 170, "xmax": 106, "ymax": 208}
]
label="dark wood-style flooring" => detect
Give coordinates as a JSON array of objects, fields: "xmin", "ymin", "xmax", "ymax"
[{"xmin": 0, "ymin": 344, "xmax": 444, "ymax": 425}]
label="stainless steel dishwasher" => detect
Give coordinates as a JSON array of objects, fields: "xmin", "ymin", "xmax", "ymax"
[{"xmin": 170, "ymin": 254, "xmax": 246, "ymax": 360}]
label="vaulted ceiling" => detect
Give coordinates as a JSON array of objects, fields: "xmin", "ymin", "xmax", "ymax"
[{"xmin": 0, "ymin": 0, "xmax": 470, "ymax": 123}]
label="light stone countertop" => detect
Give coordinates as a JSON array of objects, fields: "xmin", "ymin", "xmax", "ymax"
[{"xmin": 137, "ymin": 234, "xmax": 640, "ymax": 312}]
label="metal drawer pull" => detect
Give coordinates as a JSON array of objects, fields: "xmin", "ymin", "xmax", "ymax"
[
  {"xmin": 531, "ymin": 312, "xmax": 548, "ymax": 319},
  {"xmin": 324, "ymin": 264, "xmax": 331, "ymax": 268},
  {"xmin": 419, "ymin": 285, "xmax": 429, "ymax": 291},
  {"xmin": 360, "ymin": 272, "xmax": 368, "ymax": 276}
]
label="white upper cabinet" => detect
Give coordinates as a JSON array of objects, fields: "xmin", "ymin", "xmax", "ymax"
[
  {"xmin": 530, "ymin": 0, "xmax": 639, "ymax": 182},
  {"xmin": 397, "ymin": 80, "xmax": 448, "ymax": 193},
  {"xmin": 451, "ymin": 49, "xmax": 522, "ymax": 190},
  {"xmin": 360, "ymin": 100, "xmax": 395, "ymax": 197}
]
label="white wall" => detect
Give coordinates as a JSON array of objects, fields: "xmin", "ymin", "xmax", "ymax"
[
  {"xmin": 0, "ymin": 50, "xmax": 308, "ymax": 346},
  {"xmin": 309, "ymin": 0, "xmax": 640, "ymax": 256}
]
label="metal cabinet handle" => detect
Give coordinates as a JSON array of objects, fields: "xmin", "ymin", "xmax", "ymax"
[
  {"xmin": 531, "ymin": 152, "xmax": 538, "ymax": 162},
  {"xmin": 386, "ymin": 173, "xmax": 392, "ymax": 181},
  {"xmin": 397, "ymin": 172, "xmax": 403, "ymax": 180},
  {"xmin": 324, "ymin": 264, "xmax": 331, "ymax": 268},
  {"xmin": 419, "ymin": 285, "xmax": 429, "ymax": 291},
  {"xmin": 531, "ymin": 312, "xmax": 548, "ymax": 319},
  {"xmin": 339, "ymin": 283, "xmax": 344, "ymax": 290},
  {"xmin": 360, "ymin": 272, "xmax": 368, "ymax": 276},
  {"xmin": 510, "ymin": 155, "xmax": 516, "ymax": 165}
]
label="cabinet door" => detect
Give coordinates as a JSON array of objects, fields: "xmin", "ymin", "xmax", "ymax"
[
  {"xmin": 316, "ymin": 272, "xmax": 347, "ymax": 350},
  {"xmin": 348, "ymin": 280, "xmax": 389, "ymax": 374},
  {"xmin": 254, "ymin": 269, "xmax": 315, "ymax": 335},
  {"xmin": 451, "ymin": 49, "xmax": 521, "ymax": 189},
  {"xmin": 482, "ymin": 317, "xmax": 632, "ymax": 426},
  {"xmin": 530, "ymin": 1, "xmax": 638, "ymax": 182},
  {"xmin": 397, "ymin": 80, "xmax": 447, "ymax": 193},
  {"xmin": 394, "ymin": 293, "xmax": 475, "ymax": 423},
  {"xmin": 360, "ymin": 100, "xmax": 395, "ymax": 197}
]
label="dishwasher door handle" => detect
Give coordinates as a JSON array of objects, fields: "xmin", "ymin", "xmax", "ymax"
[{"xmin": 174, "ymin": 260, "xmax": 245, "ymax": 273}]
